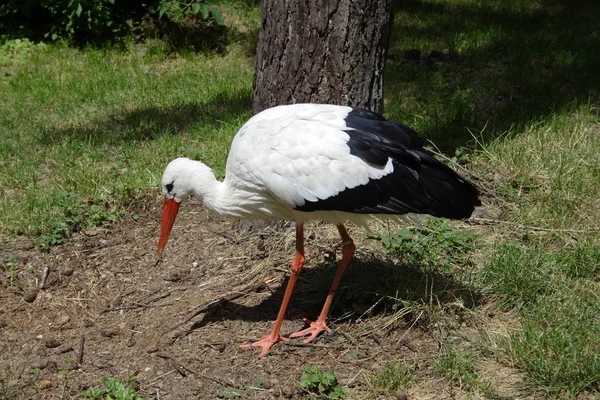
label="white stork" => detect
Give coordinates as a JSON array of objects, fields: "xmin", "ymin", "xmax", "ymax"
[{"xmin": 157, "ymin": 103, "xmax": 480, "ymax": 356}]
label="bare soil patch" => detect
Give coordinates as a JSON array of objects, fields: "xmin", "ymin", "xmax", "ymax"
[{"xmin": 0, "ymin": 200, "xmax": 523, "ymax": 399}]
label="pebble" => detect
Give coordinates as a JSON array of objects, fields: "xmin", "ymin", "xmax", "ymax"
[
  {"xmin": 45, "ymin": 360, "xmax": 59, "ymax": 373},
  {"xmin": 162, "ymin": 268, "xmax": 189, "ymax": 282},
  {"xmin": 473, "ymin": 208, "xmax": 490, "ymax": 219},
  {"xmin": 38, "ymin": 380, "xmax": 52, "ymax": 390},
  {"xmin": 44, "ymin": 338, "xmax": 61, "ymax": 349},
  {"xmin": 35, "ymin": 347, "xmax": 47, "ymax": 357},
  {"xmin": 60, "ymin": 267, "xmax": 74, "ymax": 276},
  {"xmin": 101, "ymin": 328, "xmax": 119, "ymax": 338},
  {"xmin": 23, "ymin": 289, "xmax": 38, "ymax": 303},
  {"xmin": 281, "ymin": 387, "xmax": 293, "ymax": 398},
  {"xmin": 281, "ymin": 386, "xmax": 300, "ymax": 398},
  {"xmin": 57, "ymin": 346, "xmax": 74, "ymax": 354},
  {"xmin": 83, "ymin": 319, "xmax": 95, "ymax": 327}
]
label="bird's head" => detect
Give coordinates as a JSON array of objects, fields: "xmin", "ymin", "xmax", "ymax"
[{"xmin": 157, "ymin": 157, "xmax": 213, "ymax": 257}]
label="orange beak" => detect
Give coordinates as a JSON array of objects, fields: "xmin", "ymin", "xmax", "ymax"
[{"xmin": 157, "ymin": 198, "xmax": 180, "ymax": 257}]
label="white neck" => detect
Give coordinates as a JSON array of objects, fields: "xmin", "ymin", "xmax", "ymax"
[
  {"xmin": 165, "ymin": 158, "xmax": 291, "ymax": 219},
  {"xmin": 179, "ymin": 162, "xmax": 261, "ymax": 218}
]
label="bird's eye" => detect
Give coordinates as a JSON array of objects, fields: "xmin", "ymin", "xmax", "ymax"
[{"xmin": 166, "ymin": 182, "xmax": 174, "ymax": 193}]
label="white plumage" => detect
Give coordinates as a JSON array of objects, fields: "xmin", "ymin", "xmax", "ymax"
[
  {"xmin": 226, "ymin": 104, "xmax": 394, "ymax": 220},
  {"xmin": 157, "ymin": 103, "xmax": 480, "ymax": 357}
]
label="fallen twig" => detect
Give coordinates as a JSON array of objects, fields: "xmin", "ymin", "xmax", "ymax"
[
  {"xmin": 39, "ymin": 266, "xmax": 50, "ymax": 290},
  {"xmin": 207, "ymin": 228, "xmax": 240, "ymax": 243},
  {"xmin": 77, "ymin": 335, "xmax": 85, "ymax": 366},
  {"xmin": 469, "ymin": 217, "xmax": 598, "ymax": 233},
  {"xmin": 147, "ymin": 369, "xmax": 178, "ymax": 385},
  {"xmin": 155, "ymin": 353, "xmax": 240, "ymax": 389},
  {"xmin": 156, "ymin": 353, "xmax": 195, "ymax": 377},
  {"xmin": 101, "ymin": 288, "xmax": 186, "ymax": 313}
]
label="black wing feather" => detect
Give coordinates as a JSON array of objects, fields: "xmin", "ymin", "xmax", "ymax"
[{"xmin": 295, "ymin": 107, "xmax": 481, "ymax": 220}]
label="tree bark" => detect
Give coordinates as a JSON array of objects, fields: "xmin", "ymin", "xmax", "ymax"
[{"xmin": 252, "ymin": 0, "xmax": 394, "ymax": 115}]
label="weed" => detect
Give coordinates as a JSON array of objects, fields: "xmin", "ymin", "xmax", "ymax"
[
  {"xmin": 365, "ymin": 361, "xmax": 413, "ymax": 396},
  {"xmin": 31, "ymin": 192, "xmax": 122, "ymax": 251},
  {"xmin": 215, "ymin": 389, "xmax": 241, "ymax": 399},
  {"xmin": 299, "ymin": 366, "xmax": 346, "ymax": 399},
  {"xmin": 0, "ymin": 39, "xmax": 47, "ymax": 65},
  {"xmin": 1, "ymin": 254, "xmax": 19, "ymax": 272},
  {"xmin": 79, "ymin": 376, "xmax": 142, "ymax": 400},
  {"xmin": 434, "ymin": 344, "xmax": 488, "ymax": 393},
  {"xmin": 479, "ymin": 242, "xmax": 551, "ymax": 310},
  {"xmin": 375, "ymin": 217, "xmax": 477, "ymax": 275}
]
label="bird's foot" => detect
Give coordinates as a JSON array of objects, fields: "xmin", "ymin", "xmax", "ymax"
[
  {"xmin": 240, "ymin": 334, "xmax": 288, "ymax": 357},
  {"xmin": 288, "ymin": 318, "xmax": 331, "ymax": 343}
]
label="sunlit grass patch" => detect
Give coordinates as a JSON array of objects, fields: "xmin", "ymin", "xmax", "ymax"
[
  {"xmin": 481, "ymin": 238, "xmax": 600, "ymax": 395},
  {"xmin": 365, "ymin": 361, "xmax": 414, "ymax": 396},
  {"xmin": 0, "ymin": 38, "xmax": 254, "ymax": 247},
  {"xmin": 434, "ymin": 344, "xmax": 489, "ymax": 394},
  {"xmin": 478, "ymin": 107, "xmax": 600, "ymax": 231}
]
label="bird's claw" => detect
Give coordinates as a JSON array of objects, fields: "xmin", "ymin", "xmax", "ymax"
[
  {"xmin": 288, "ymin": 318, "xmax": 331, "ymax": 343},
  {"xmin": 240, "ymin": 334, "xmax": 288, "ymax": 357}
]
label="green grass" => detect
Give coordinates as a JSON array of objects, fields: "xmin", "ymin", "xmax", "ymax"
[
  {"xmin": 80, "ymin": 376, "xmax": 143, "ymax": 400},
  {"xmin": 434, "ymin": 344, "xmax": 489, "ymax": 394},
  {"xmin": 381, "ymin": 3, "xmax": 600, "ymax": 395},
  {"xmin": 299, "ymin": 366, "xmax": 346, "ymax": 399},
  {"xmin": 0, "ymin": 3, "xmax": 257, "ymax": 248},
  {"xmin": 365, "ymin": 361, "xmax": 414, "ymax": 396},
  {"xmin": 385, "ymin": 0, "xmax": 600, "ymax": 151},
  {"xmin": 481, "ymin": 239, "xmax": 600, "ymax": 396},
  {"xmin": 2, "ymin": 0, "xmax": 600, "ymax": 397}
]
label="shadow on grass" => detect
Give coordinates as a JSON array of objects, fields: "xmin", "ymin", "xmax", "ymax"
[
  {"xmin": 40, "ymin": 88, "xmax": 253, "ymax": 146},
  {"xmin": 386, "ymin": 0, "xmax": 600, "ymax": 151},
  {"xmin": 185, "ymin": 253, "xmax": 481, "ymax": 334}
]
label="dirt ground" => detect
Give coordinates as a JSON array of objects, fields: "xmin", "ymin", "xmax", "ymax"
[{"xmin": 0, "ymin": 198, "xmax": 524, "ymax": 399}]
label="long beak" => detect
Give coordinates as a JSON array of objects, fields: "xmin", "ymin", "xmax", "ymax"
[{"xmin": 157, "ymin": 198, "xmax": 181, "ymax": 257}]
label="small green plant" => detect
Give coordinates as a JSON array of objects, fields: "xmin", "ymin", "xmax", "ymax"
[
  {"xmin": 300, "ymin": 366, "xmax": 346, "ymax": 399},
  {"xmin": 1, "ymin": 254, "xmax": 21, "ymax": 287},
  {"xmin": 57, "ymin": 369, "xmax": 69, "ymax": 378},
  {"xmin": 43, "ymin": 0, "xmax": 122, "ymax": 41},
  {"xmin": 1, "ymin": 254, "xmax": 19, "ymax": 272},
  {"xmin": 32, "ymin": 191, "xmax": 121, "ymax": 251},
  {"xmin": 79, "ymin": 376, "xmax": 142, "ymax": 400},
  {"xmin": 375, "ymin": 217, "xmax": 477, "ymax": 274},
  {"xmin": 434, "ymin": 344, "xmax": 488, "ymax": 393},
  {"xmin": 0, "ymin": 0, "xmax": 224, "ymax": 44},
  {"xmin": 215, "ymin": 389, "xmax": 241, "ymax": 399},
  {"xmin": 151, "ymin": 0, "xmax": 224, "ymax": 25},
  {"xmin": 0, "ymin": 38, "xmax": 47, "ymax": 64},
  {"xmin": 365, "ymin": 362, "xmax": 413, "ymax": 396}
]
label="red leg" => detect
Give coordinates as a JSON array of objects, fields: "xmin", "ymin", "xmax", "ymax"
[
  {"xmin": 240, "ymin": 223, "xmax": 305, "ymax": 356},
  {"xmin": 289, "ymin": 224, "xmax": 355, "ymax": 343}
]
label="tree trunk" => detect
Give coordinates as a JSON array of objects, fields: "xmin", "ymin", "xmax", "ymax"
[{"xmin": 252, "ymin": 0, "xmax": 394, "ymax": 115}]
